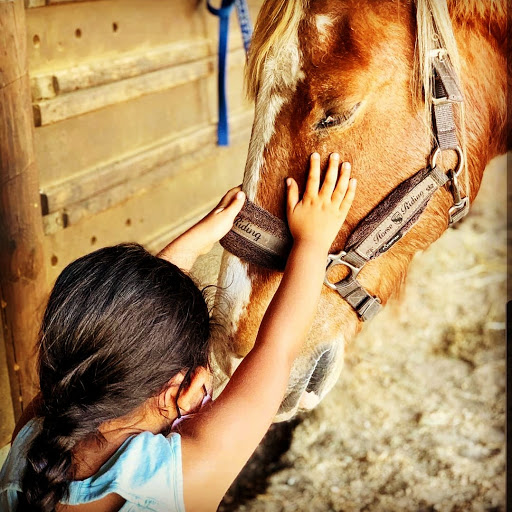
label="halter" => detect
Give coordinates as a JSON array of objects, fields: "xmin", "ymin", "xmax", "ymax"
[{"xmin": 220, "ymin": 43, "xmax": 469, "ymax": 322}]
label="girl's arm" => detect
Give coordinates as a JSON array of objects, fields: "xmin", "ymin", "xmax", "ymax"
[
  {"xmin": 157, "ymin": 186, "xmax": 245, "ymax": 271},
  {"xmin": 180, "ymin": 153, "xmax": 356, "ymax": 511}
]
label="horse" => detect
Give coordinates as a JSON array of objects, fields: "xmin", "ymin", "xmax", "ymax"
[{"xmin": 214, "ymin": 0, "xmax": 509, "ymax": 422}]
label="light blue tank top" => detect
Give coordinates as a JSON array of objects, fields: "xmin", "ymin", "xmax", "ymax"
[{"xmin": 0, "ymin": 419, "xmax": 186, "ymax": 511}]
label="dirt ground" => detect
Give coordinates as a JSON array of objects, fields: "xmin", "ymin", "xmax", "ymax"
[{"xmin": 212, "ymin": 154, "xmax": 507, "ymax": 512}]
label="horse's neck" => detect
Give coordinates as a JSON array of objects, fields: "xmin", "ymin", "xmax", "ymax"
[{"xmin": 452, "ymin": 14, "xmax": 509, "ymax": 192}]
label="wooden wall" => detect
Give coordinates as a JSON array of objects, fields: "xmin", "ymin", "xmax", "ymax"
[{"xmin": 0, "ymin": 0, "xmax": 263, "ymax": 447}]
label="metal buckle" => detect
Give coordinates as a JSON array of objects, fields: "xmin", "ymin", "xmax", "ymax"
[
  {"xmin": 430, "ymin": 147, "xmax": 469, "ymax": 224},
  {"xmin": 448, "ymin": 196, "xmax": 470, "ymax": 224},
  {"xmin": 447, "ymin": 167, "xmax": 470, "ymax": 225},
  {"xmin": 430, "ymin": 49, "xmax": 449, "ymax": 107},
  {"xmin": 430, "ymin": 48, "xmax": 464, "ymax": 104},
  {"xmin": 324, "ymin": 251, "xmax": 361, "ymax": 290}
]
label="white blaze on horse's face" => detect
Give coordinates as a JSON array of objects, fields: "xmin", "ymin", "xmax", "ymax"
[
  {"xmin": 242, "ymin": 4, "xmax": 305, "ymax": 200},
  {"xmin": 217, "ymin": 4, "xmax": 307, "ymax": 381}
]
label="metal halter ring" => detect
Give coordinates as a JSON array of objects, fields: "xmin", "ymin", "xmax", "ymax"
[
  {"xmin": 324, "ymin": 251, "xmax": 361, "ymax": 290},
  {"xmin": 430, "ymin": 145, "xmax": 464, "ymax": 178}
]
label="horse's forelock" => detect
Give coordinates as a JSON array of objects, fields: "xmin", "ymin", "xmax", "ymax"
[{"xmin": 245, "ymin": 0, "xmax": 309, "ymax": 101}]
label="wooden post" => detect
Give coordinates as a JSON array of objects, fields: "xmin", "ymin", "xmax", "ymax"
[{"xmin": 0, "ymin": 0, "xmax": 47, "ymax": 419}]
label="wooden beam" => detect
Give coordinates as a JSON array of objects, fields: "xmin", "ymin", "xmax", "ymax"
[
  {"xmin": 33, "ymin": 57, "xmax": 214, "ymax": 126},
  {"xmin": 31, "ymin": 39, "xmax": 212, "ymax": 100},
  {"xmin": 26, "ymin": 0, "xmax": 100, "ymax": 5},
  {"xmin": 0, "ymin": 0, "xmax": 48, "ymax": 418},
  {"xmin": 24, "ymin": 0, "xmax": 45, "ymax": 7}
]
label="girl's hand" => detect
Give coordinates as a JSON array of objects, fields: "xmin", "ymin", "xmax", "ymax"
[
  {"xmin": 191, "ymin": 186, "xmax": 246, "ymax": 256},
  {"xmin": 286, "ymin": 153, "xmax": 356, "ymax": 251},
  {"xmin": 158, "ymin": 186, "xmax": 245, "ymax": 270}
]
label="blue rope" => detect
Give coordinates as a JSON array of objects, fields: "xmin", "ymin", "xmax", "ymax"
[
  {"xmin": 207, "ymin": 0, "xmax": 252, "ymax": 146},
  {"xmin": 235, "ymin": 0, "xmax": 252, "ymax": 54}
]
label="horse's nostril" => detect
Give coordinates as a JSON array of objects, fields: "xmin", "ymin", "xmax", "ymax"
[
  {"xmin": 278, "ymin": 347, "xmax": 334, "ymax": 416},
  {"xmin": 305, "ymin": 349, "xmax": 332, "ymax": 395}
]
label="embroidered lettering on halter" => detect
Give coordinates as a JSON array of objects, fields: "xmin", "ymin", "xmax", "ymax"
[
  {"xmin": 221, "ymin": 199, "xmax": 292, "ymax": 270},
  {"xmin": 233, "ymin": 218, "xmax": 262, "ymax": 243}
]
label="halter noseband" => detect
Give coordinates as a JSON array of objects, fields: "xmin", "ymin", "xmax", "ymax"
[{"xmin": 220, "ymin": 46, "xmax": 469, "ymax": 322}]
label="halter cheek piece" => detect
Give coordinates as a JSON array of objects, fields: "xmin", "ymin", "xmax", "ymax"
[{"xmin": 220, "ymin": 47, "xmax": 469, "ymax": 322}]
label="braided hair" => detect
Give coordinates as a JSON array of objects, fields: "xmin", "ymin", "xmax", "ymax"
[{"xmin": 18, "ymin": 243, "xmax": 211, "ymax": 511}]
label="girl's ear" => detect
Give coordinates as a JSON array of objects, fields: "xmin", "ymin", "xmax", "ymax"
[
  {"xmin": 158, "ymin": 367, "xmax": 210, "ymax": 415},
  {"xmin": 158, "ymin": 372, "xmax": 183, "ymax": 413},
  {"xmin": 176, "ymin": 366, "xmax": 210, "ymax": 414}
]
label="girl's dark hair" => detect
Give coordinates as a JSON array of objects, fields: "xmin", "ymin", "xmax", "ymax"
[{"xmin": 18, "ymin": 243, "xmax": 211, "ymax": 511}]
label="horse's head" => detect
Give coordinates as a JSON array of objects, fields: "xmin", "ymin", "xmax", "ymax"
[{"xmin": 214, "ymin": 0, "xmax": 503, "ymax": 421}]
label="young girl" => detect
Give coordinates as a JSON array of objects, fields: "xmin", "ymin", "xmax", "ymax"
[{"xmin": 0, "ymin": 153, "xmax": 356, "ymax": 512}]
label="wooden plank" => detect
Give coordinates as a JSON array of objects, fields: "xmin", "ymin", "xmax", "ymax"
[
  {"xmin": 26, "ymin": 0, "xmax": 115, "ymax": 6},
  {"xmin": 26, "ymin": 0, "xmax": 95, "ymax": 5},
  {"xmin": 33, "ymin": 48, "xmax": 246, "ymax": 126},
  {"xmin": 63, "ymin": 121, "xmax": 251, "ymax": 228},
  {"xmin": 33, "ymin": 56, "xmax": 217, "ymax": 126},
  {"xmin": 47, "ymin": 0, "xmax": 96, "ymax": 3},
  {"xmin": 26, "ymin": 0, "xmax": 210, "ymax": 73},
  {"xmin": 40, "ymin": 109, "xmax": 253, "ymax": 230},
  {"xmin": 0, "ymin": 0, "xmax": 48, "ymax": 419},
  {"xmin": 25, "ymin": 0, "xmax": 45, "ymax": 7},
  {"xmin": 31, "ymin": 39, "xmax": 212, "ymax": 100},
  {"xmin": 43, "ymin": 138, "xmax": 250, "ymax": 284},
  {"xmin": 42, "ymin": 109, "xmax": 252, "ymax": 213},
  {"xmin": 41, "ymin": 125, "xmax": 215, "ymax": 213},
  {"xmin": 34, "ymin": 78, "xmax": 212, "ymax": 188},
  {"xmin": 42, "ymin": 210, "xmax": 67, "ymax": 234}
]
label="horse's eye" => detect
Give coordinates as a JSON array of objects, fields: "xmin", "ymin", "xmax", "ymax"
[
  {"xmin": 316, "ymin": 102, "xmax": 361, "ymax": 131},
  {"xmin": 318, "ymin": 115, "xmax": 339, "ymax": 129}
]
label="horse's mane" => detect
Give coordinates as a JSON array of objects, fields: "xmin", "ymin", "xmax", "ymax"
[{"xmin": 449, "ymin": 1, "xmax": 508, "ymax": 33}]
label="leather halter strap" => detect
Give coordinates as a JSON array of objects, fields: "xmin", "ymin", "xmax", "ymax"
[
  {"xmin": 220, "ymin": 199, "xmax": 292, "ymax": 270},
  {"xmin": 431, "ymin": 50, "xmax": 469, "ymax": 224},
  {"xmin": 324, "ymin": 165, "xmax": 449, "ymax": 321},
  {"xmin": 325, "ymin": 49, "xmax": 468, "ymax": 321},
  {"xmin": 220, "ymin": 46, "xmax": 469, "ymax": 323},
  {"xmin": 221, "ymin": 163, "xmax": 449, "ymax": 321}
]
